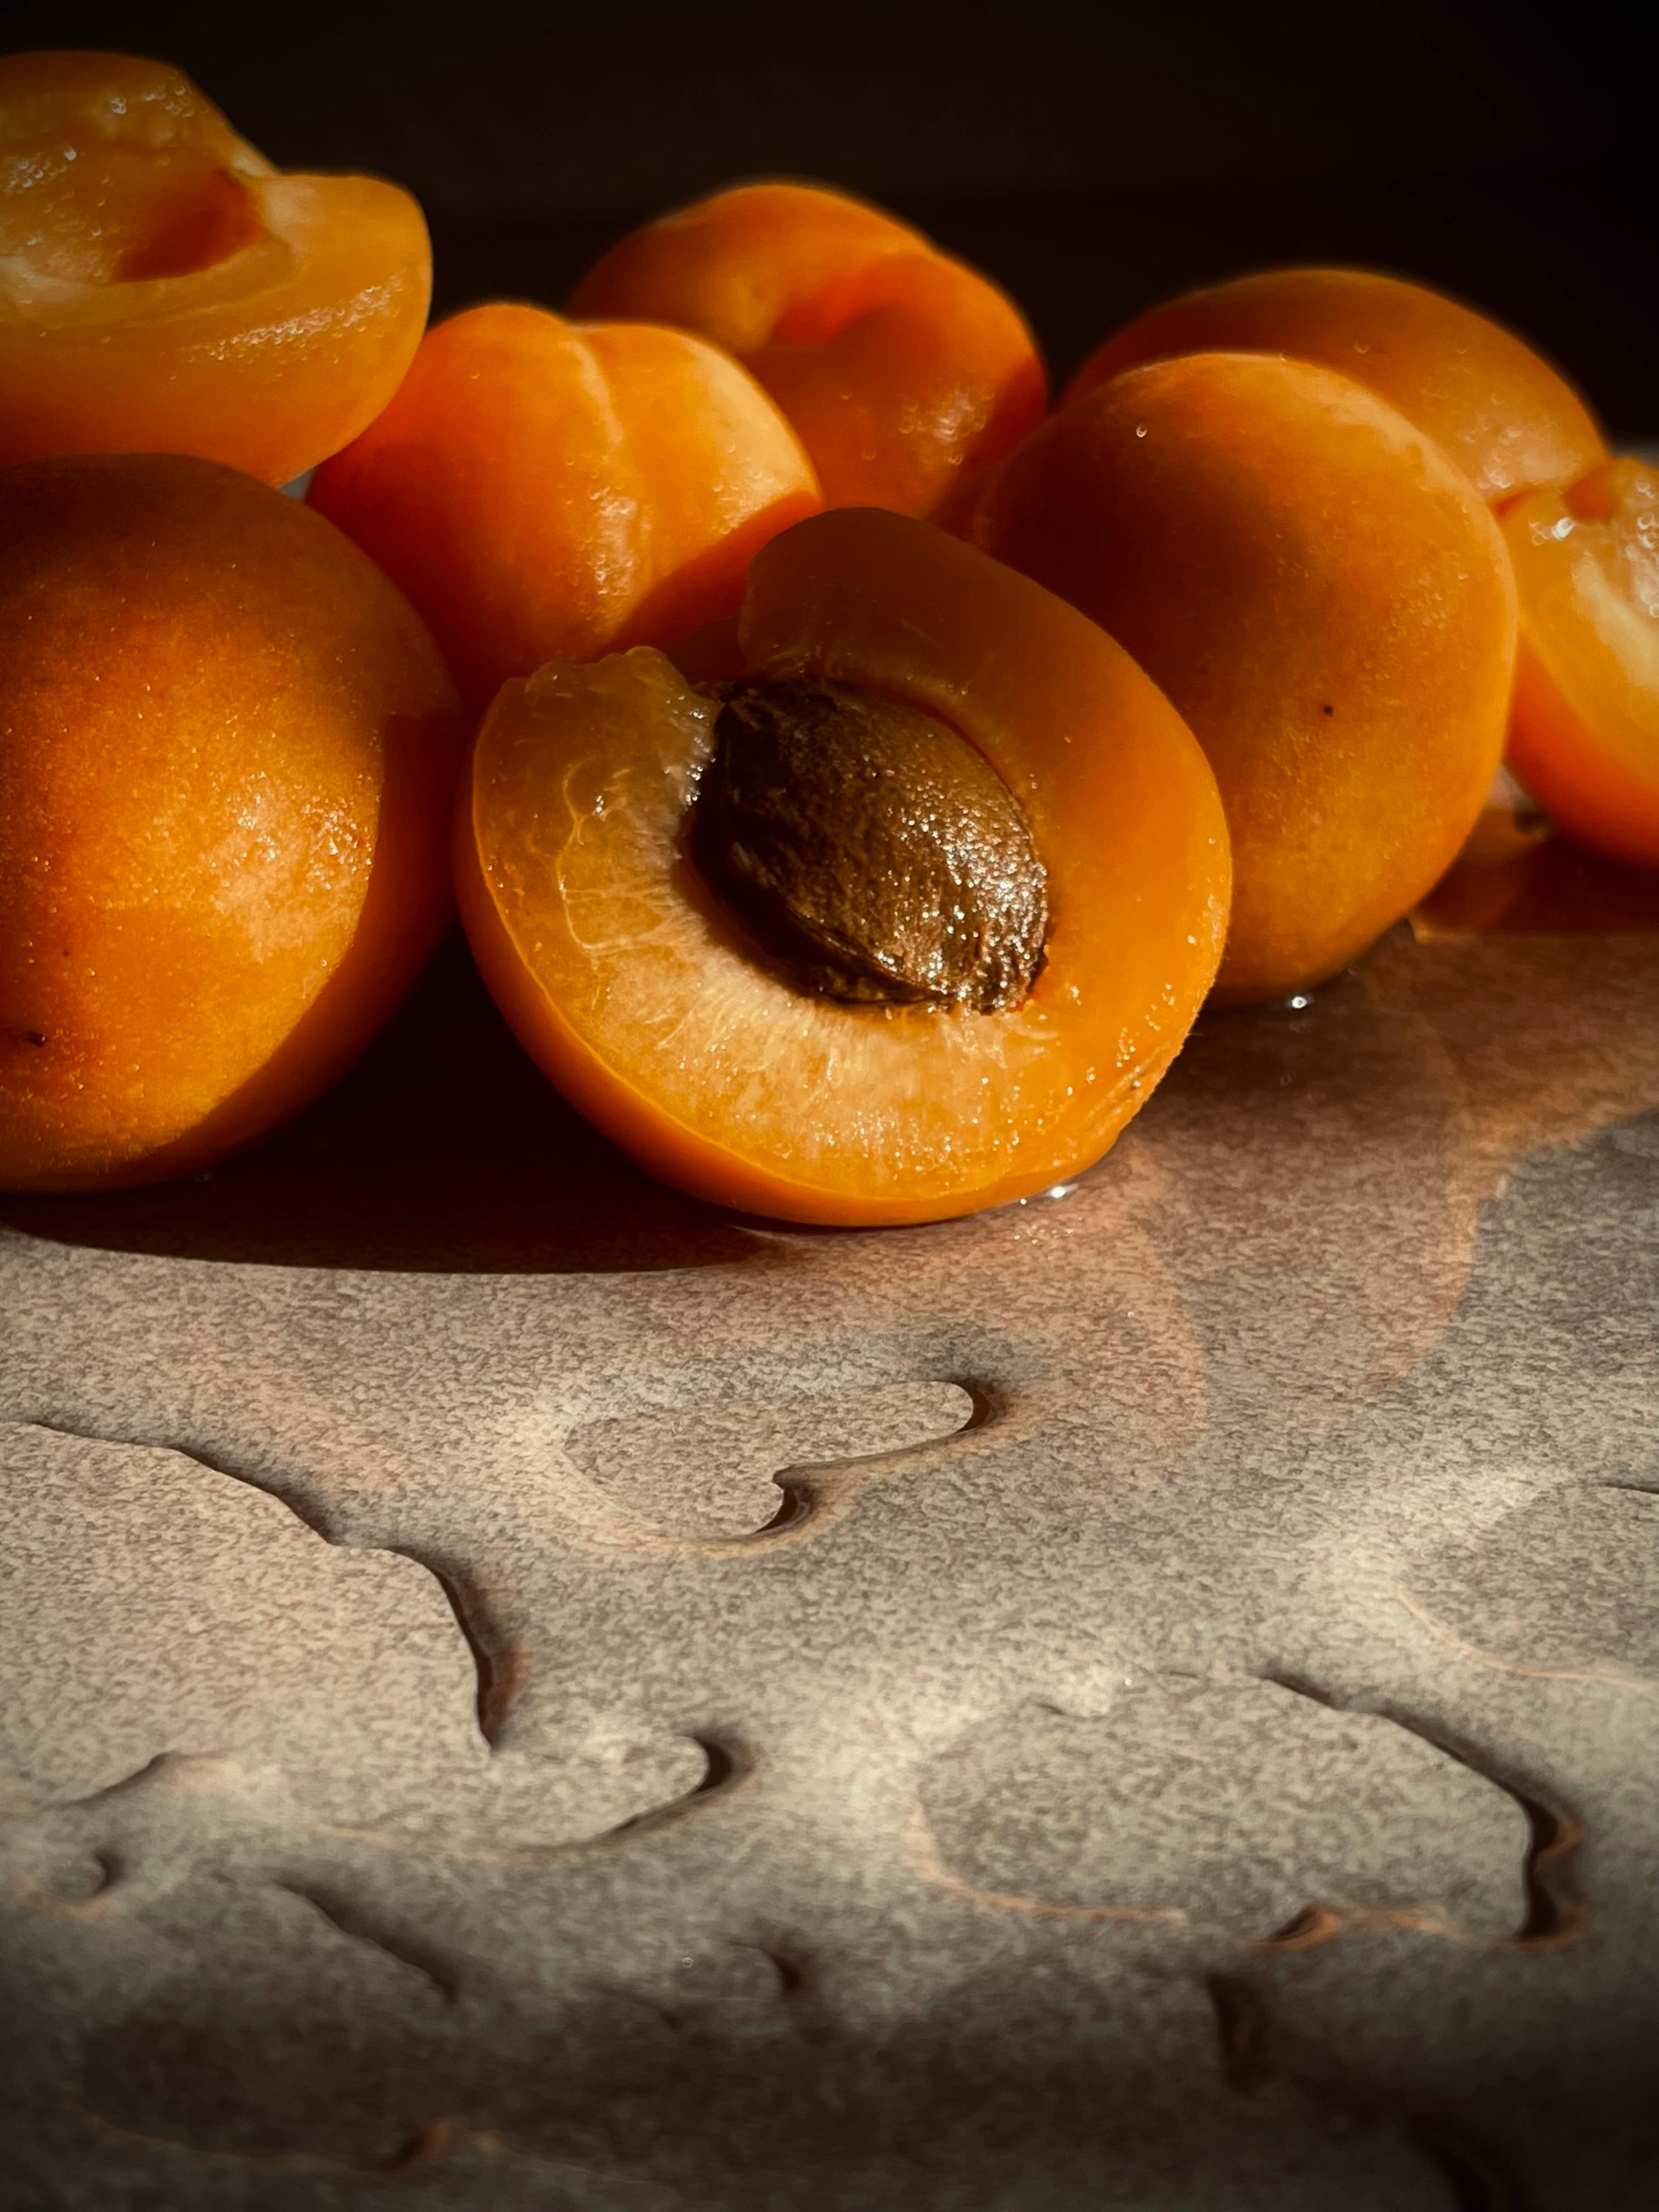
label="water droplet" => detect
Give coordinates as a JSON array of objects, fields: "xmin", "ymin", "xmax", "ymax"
[{"xmin": 1134, "ymin": 424, "xmax": 1148, "ymax": 438}]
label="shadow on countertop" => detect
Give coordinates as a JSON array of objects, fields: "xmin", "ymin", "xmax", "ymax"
[{"xmin": 1, "ymin": 934, "xmax": 771, "ymax": 1276}]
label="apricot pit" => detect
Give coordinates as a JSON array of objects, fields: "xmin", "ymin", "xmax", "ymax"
[{"xmin": 693, "ymin": 677, "xmax": 1048, "ymax": 1012}]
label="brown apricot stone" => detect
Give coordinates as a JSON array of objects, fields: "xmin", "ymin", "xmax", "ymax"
[{"xmin": 692, "ymin": 676, "xmax": 1048, "ymax": 1012}]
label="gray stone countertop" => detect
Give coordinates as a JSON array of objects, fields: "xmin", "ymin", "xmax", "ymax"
[{"xmin": 3, "ymin": 831, "xmax": 1658, "ymax": 2210}]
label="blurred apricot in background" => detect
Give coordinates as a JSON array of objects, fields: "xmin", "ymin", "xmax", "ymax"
[
  {"xmin": 570, "ymin": 182, "xmax": 1046, "ymax": 521},
  {"xmin": 309, "ymin": 301, "xmax": 822, "ymax": 711},
  {"xmin": 1500, "ymin": 458, "xmax": 1659, "ymax": 868},
  {"xmin": 0, "ymin": 51, "xmax": 431, "ymax": 483},
  {"xmin": 1068, "ymin": 266, "xmax": 1606, "ymax": 504}
]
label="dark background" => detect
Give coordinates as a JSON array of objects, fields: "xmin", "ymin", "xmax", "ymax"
[{"xmin": 7, "ymin": 1, "xmax": 1655, "ymax": 425}]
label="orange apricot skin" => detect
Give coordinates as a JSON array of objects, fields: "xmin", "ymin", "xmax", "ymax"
[
  {"xmin": 0, "ymin": 455, "xmax": 467, "ymax": 1192},
  {"xmin": 569, "ymin": 182, "xmax": 1047, "ymax": 521},
  {"xmin": 1068, "ymin": 267, "xmax": 1607, "ymax": 504},
  {"xmin": 1500, "ymin": 459, "xmax": 1659, "ymax": 868},
  {"xmin": 967, "ymin": 352, "xmax": 1517, "ymax": 1005},
  {"xmin": 309, "ymin": 301, "xmax": 822, "ymax": 712},
  {"xmin": 0, "ymin": 53, "xmax": 431, "ymax": 484},
  {"xmin": 459, "ymin": 511, "xmax": 1230, "ymax": 1227}
]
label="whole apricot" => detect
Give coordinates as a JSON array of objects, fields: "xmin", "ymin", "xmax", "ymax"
[
  {"xmin": 0, "ymin": 455, "xmax": 467, "ymax": 1191},
  {"xmin": 569, "ymin": 182, "xmax": 1046, "ymax": 520},
  {"xmin": 1499, "ymin": 458, "xmax": 1659, "ymax": 868},
  {"xmin": 1069, "ymin": 267, "xmax": 1607, "ymax": 504},
  {"xmin": 0, "ymin": 52, "xmax": 431, "ymax": 484},
  {"xmin": 458, "ymin": 508, "xmax": 1229, "ymax": 1226},
  {"xmin": 966, "ymin": 352, "xmax": 1517, "ymax": 1003},
  {"xmin": 309, "ymin": 301, "xmax": 822, "ymax": 712}
]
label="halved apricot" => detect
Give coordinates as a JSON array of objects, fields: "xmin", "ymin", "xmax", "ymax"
[
  {"xmin": 457, "ymin": 509, "xmax": 1229, "ymax": 1226},
  {"xmin": 309, "ymin": 301, "xmax": 822, "ymax": 712},
  {"xmin": 0, "ymin": 454, "xmax": 467, "ymax": 1192},
  {"xmin": 1499, "ymin": 458, "xmax": 1659, "ymax": 868},
  {"xmin": 569, "ymin": 182, "xmax": 1047, "ymax": 521},
  {"xmin": 0, "ymin": 52, "xmax": 431, "ymax": 484},
  {"xmin": 1068, "ymin": 267, "xmax": 1607, "ymax": 504},
  {"xmin": 964, "ymin": 352, "xmax": 1518, "ymax": 1004}
]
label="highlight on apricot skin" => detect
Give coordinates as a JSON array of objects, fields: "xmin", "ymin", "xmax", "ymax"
[
  {"xmin": 309, "ymin": 300, "xmax": 822, "ymax": 712},
  {"xmin": 569, "ymin": 181, "xmax": 1047, "ymax": 521},
  {"xmin": 964, "ymin": 351, "xmax": 1517, "ymax": 1006},
  {"xmin": 0, "ymin": 454, "xmax": 468, "ymax": 1193},
  {"xmin": 0, "ymin": 52, "xmax": 432, "ymax": 484},
  {"xmin": 1069, "ymin": 266, "xmax": 1607, "ymax": 505},
  {"xmin": 456, "ymin": 507, "xmax": 1231, "ymax": 1227},
  {"xmin": 1500, "ymin": 458, "xmax": 1659, "ymax": 869}
]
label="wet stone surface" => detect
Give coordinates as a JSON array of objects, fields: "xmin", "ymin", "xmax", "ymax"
[{"xmin": 2, "ymin": 899, "xmax": 1658, "ymax": 2209}]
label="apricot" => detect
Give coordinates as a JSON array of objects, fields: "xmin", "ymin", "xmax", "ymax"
[
  {"xmin": 309, "ymin": 301, "xmax": 821, "ymax": 712},
  {"xmin": 569, "ymin": 182, "xmax": 1046, "ymax": 520},
  {"xmin": 1069, "ymin": 267, "xmax": 1607, "ymax": 504},
  {"xmin": 1499, "ymin": 458, "xmax": 1659, "ymax": 868},
  {"xmin": 964, "ymin": 352, "xmax": 1517, "ymax": 1004},
  {"xmin": 457, "ymin": 508, "xmax": 1230, "ymax": 1226},
  {"xmin": 0, "ymin": 455, "xmax": 467, "ymax": 1192},
  {"xmin": 0, "ymin": 52, "xmax": 431, "ymax": 486}
]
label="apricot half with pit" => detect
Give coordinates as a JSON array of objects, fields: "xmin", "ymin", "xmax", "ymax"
[
  {"xmin": 457, "ymin": 507, "xmax": 1230, "ymax": 1226},
  {"xmin": 0, "ymin": 454, "xmax": 467, "ymax": 1191}
]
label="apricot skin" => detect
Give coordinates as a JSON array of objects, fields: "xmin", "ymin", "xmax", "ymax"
[
  {"xmin": 966, "ymin": 352, "xmax": 1518, "ymax": 1004},
  {"xmin": 459, "ymin": 510, "xmax": 1229, "ymax": 1227},
  {"xmin": 0, "ymin": 455, "xmax": 467, "ymax": 1192},
  {"xmin": 310, "ymin": 301, "xmax": 822, "ymax": 712},
  {"xmin": 1500, "ymin": 459, "xmax": 1659, "ymax": 868},
  {"xmin": 1069, "ymin": 267, "xmax": 1607, "ymax": 504},
  {"xmin": 0, "ymin": 52, "xmax": 431, "ymax": 484},
  {"xmin": 569, "ymin": 182, "xmax": 1046, "ymax": 521}
]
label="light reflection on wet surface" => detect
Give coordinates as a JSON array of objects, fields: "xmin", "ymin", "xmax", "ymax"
[{"xmin": 2, "ymin": 822, "xmax": 1657, "ymax": 2207}]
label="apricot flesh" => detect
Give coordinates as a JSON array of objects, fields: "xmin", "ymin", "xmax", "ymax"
[
  {"xmin": 0, "ymin": 51, "xmax": 431, "ymax": 483},
  {"xmin": 0, "ymin": 455, "xmax": 467, "ymax": 1191},
  {"xmin": 1069, "ymin": 267, "xmax": 1607, "ymax": 504},
  {"xmin": 965, "ymin": 352, "xmax": 1518, "ymax": 1003},
  {"xmin": 569, "ymin": 182, "xmax": 1047, "ymax": 520},
  {"xmin": 310, "ymin": 301, "xmax": 822, "ymax": 711},
  {"xmin": 458, "ymin": 509, "xmax": 1229, "ymax": 1226},
  {"xmin": 1500, "ymin": 458, "xmax": 1659, "ymax": 868}
]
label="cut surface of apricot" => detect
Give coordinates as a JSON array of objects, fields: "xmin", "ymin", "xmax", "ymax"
[
  {"xmin": 569, "ymin": 182, "xmax": 1047, "ymax": 520},
  {"xmin": 0, "ymin": 52, "xmax": 431, "ymax": 484},
  {"xmin": 310, "ymin": 300, "xmax": 822, "ymax": 712},
  {"xmin": 1068, "ymin": 267, "xmax": 1607, "ymax": 504},
  {"xmin": 0, "ymin": 454, "xmax": 467, "ymax": 1192},
  {"xmin": 458, "ymin": 509, "xmax": 1229, "ymax": 1226},
  {"xmin": 1500, "ymin": 458, "xmax": 1659, "ymax": 868},
  {"xmin": 966, "ymin": 352, "xmax": 1517, "ymax": 1004}
]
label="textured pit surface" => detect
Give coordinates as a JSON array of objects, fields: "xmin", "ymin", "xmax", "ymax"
[
  {"xmin": 3, "ymin": 902, "xmax": 1658, "ymax": 2208},
  {"xmin": 694, "ymin": 675, "xmax": 1049, "ymax": 1011}
]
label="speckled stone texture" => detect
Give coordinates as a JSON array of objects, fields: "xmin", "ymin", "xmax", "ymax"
[{"xmin": 3, "ymin": 900, "xmax": 1658, "ymax": 2210}]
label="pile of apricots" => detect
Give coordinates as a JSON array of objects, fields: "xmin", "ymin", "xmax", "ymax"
[{"xmin": 2, "ymin": 50, "xmax": 1655, "ymax": 1224}]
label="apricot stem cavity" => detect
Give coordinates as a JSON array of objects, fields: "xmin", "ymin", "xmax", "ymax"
[{"xmin": 691, "ymin": 676, "xmax": 1048, "ymax": 1012}]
